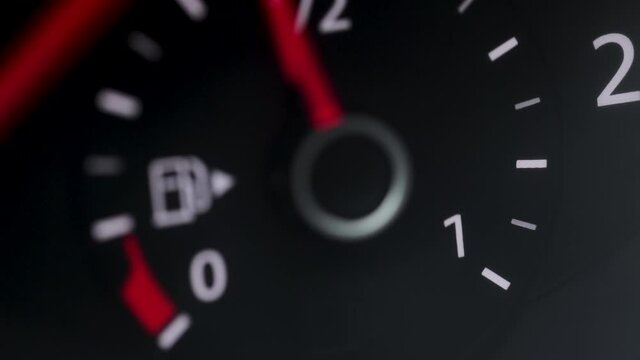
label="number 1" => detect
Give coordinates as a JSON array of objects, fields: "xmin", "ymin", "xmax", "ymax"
[{"xmin": 444, "ymin": 214, "xmax": 465, "ymax": 258}]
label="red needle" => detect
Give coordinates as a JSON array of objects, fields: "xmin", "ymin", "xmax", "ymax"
[
  {"xmin": 0, "ymin": 0, "xmax": 131, "ymax": 142},
  {"xmin": 260, "ymin": 0, "xmax": 344, "ymax": 131},
  {"xmin": 121, "ymin": 235, "xmax": 177, "ymax": 335}
]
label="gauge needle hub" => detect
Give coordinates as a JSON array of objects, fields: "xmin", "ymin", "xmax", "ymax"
[{"xmin": 261, "ymin": 0, "xmax": 412, "ymax": 241}]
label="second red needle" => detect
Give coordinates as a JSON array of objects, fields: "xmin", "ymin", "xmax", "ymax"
[{"xmin": 0, "ymin": 0, "xmax": 131, "ymax": 142}]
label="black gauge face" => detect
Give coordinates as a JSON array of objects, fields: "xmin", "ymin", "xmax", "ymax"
[
  {"xmin": 2, "ymin": 0, "xmax": 640, "ymax": 359},
  {"xmin": 81, "ymin": 1, "xmax": 562, "ymax": 358}
]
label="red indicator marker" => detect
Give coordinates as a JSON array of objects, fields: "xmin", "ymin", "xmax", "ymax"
[
  {"xmin": 0, "ymin": 0, "xmax": 132, "ymax": 142},
  {"xmin": 120, "ymin": 235, "xmax": 177, "ymax": 335},
  {"xmin": 260, "ymin": 0, "xmax": 344, "ymax": 131}
]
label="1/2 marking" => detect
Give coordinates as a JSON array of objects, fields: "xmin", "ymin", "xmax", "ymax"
[{"xmin": 296, "ymin": 0, "xmax": 352, "ymax": 34}]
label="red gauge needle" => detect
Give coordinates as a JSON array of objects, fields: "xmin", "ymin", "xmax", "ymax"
[
  {"xmin": 260, "ymin": 0, "xmax": 344, "ymax": 131},
  {"xmin": 0, "ymin": 0, "xmax": 132, "ymax": 142},
  {"xmin": 121, "ymin": 235, "xmax": 177, "ymax": 335}
]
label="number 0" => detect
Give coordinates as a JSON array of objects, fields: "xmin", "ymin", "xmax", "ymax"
[
  {"xmin": 593, "ymin": 33, "xmax": 640, "ymax": 107},
  {"xmin": 190, "ymin": 249, "xmax": 228, "ymax": 303}
]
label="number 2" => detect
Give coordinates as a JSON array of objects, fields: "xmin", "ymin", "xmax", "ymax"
[
  {"xmin": 296, "ymin": 0, "xmax": 352, "ymax": 34},
  {"xmin": 593, "ymin": 33, "xmax": 640, "ymax": 107}
]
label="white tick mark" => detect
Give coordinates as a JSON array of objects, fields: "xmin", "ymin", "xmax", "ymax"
[
  {"xmin": 482, "ymin": 268, "xmax": 511, "ymax": 290},
  {"xmin": 96, "ymin": 89, "xmax": 142, "ymax": 120},
  {"xmin": 489, "ymin": 37, "xmax": 519, "ymax": 62},
  {"xmin": 511, "ymin": 218, "xmax": 538, "ymax": 231},
  {"xmin": 157, "ymin": 313, "xmax": 192, "ymax": 351},
  {"xmin": 516, "ymin": 159, "xmax": 548, "ymax": 169},
  {"xmin": 84, "ymin": 156, "xmax": 125, "ymax": 177},
  {"xmin": 457, "ymin": 0, "xmax": 476, "ymax": 14},
  {"xmin": 128, "ymin": 31, "xmax": 163, "ymax": 62},
  {"xmin": 175, "ymin": 0, "xmax": 208, "ymax": 22},
  {"xmin": 515, "ymin": 97, "xmax": 541, "ymax": 110},
  {"xmin": 92, "ymin": 214, "xmax": 135, "ymax": 243}
]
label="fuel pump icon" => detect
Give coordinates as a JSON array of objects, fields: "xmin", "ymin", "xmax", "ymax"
[{"xmin": 148, "ymin": 156, "xmax": 235, "ymax": 228}]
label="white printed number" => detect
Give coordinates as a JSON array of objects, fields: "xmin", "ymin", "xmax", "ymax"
[
  {"xmin": 190, "ymin": 249, "xmax": 228, "ymax": 303},
  {"xmin": 296, "ymin": 0, "xmax": 352, "ymax": 34},
  {"xmin": 593, "ymin": 33, "xmax": 640, "ymax": 107},
  {"xmin": 444, "ymin": 214, "xmax": 465, "ymax": 258}
]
